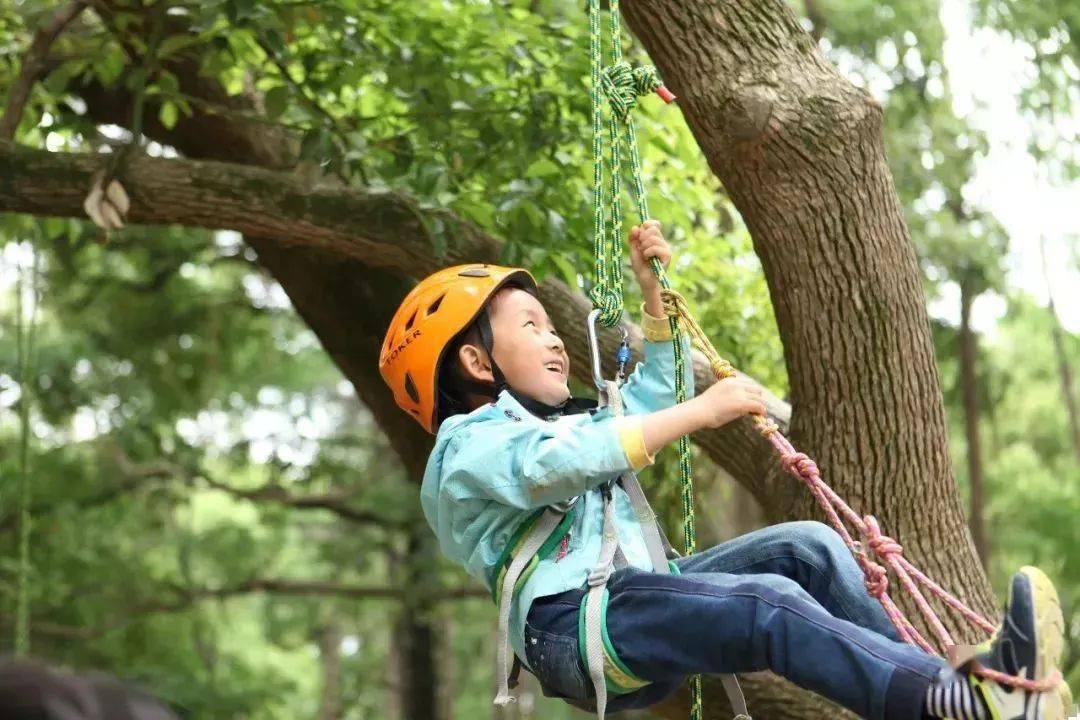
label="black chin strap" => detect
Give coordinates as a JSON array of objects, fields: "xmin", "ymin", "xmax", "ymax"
[
  {"xmin": 510, "ymin": 389, "xmax": 597, "ymax": 419},
  {"xmin": 475, "ymin": 307, "xmax": 508, "ymax": 394}
]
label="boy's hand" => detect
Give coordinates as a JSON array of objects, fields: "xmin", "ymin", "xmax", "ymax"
[
  {"xmin": 628, "ymin": 221, "xmax": 671, "ymax": 308},
  {"xmin": 691, "ymin": 376, "xmax": 767, "ymax": 429}
]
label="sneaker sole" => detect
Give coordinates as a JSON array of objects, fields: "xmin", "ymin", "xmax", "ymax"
[{"xmin": 1019, "ymin": 566, "xmax": 1067, "ymax": 720}]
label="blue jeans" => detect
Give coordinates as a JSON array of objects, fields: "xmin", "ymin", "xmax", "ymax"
[{"xmin": 524, "ymin": 521, "xmax": 948, "ymax": 720}]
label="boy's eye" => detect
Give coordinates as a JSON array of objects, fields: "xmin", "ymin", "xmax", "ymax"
[{"xmin": 524, "ymin": 320, "xmax": 535, "ymax": 327}]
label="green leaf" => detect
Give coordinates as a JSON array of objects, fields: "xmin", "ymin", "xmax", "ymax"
[
  {"xmin": 264, "ymin": 86, "xmax": 291, "ymax": 120},
  {"xmin": 43, "ymin": 60, "xmax": 89, "ymax": 96},
  {"xmin": 159, "ymin": 101, "xmax": 179, "ymax": 130},
  {"xmin": 94, "ymin": 45, "xmax": 126, "ymax": 86},
  {"xmin": 156, "ymin": 71, "xmax": 181, "ymax": 99},
  {"xmin": 550, "ymin": 253, "xmax": 579, "ymax": 288},
  {"xmin": 525, "ymin": 157, "xmax": 560, "ymax": 178},
  {"xmin": 157, "ymin": 35, "xmax": 201, "ymax": 59}
]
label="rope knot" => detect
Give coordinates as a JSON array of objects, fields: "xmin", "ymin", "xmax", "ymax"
[
  {"xmin": 780, "ymin": 452, "xmax": 818, "ymax": 478},
  {"xmin": 757, "ymin": 419, "xmax": 780, "ymax": 437},
  {"xmin": 863, "ymin": 562, "xmax": 889, "ymax": 597},
  {"xmin": 588, "ymin": 285, "xmax": 624, "ymax": 327},
  {"xmin": 861, "ymin": 516, "xmax": 903, "ymax": 559},
  {"xmin": 659, "ymin": 288, "xmax": 683, "ymax": 317},
  {"xmin": 601, "ymin": 62, "xmax": 662, "ymax": 121},
  {"xmin": 710, "ymin": 358, "xmax": 737, "ymax": 380}
]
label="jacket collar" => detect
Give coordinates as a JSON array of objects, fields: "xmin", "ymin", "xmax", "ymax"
[{"xmin": 494, "ymin": 388, "xmax": 598, "ymax": 423}]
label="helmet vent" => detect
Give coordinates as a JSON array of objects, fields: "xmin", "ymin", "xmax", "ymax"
[
  {"xmin": 458, "ymin": 268, "xmax": 490, "ymax": 278},
  {"xmin": 404, "ymin": 309, "xmax": 418, "ymax": 331},
  {"xmin": 426, "ymin": 293, "xmax": 447, "ymax": 316},
  {"xmin": 404, "ymin": 372, "xmax": 421, "ymax": 404}
]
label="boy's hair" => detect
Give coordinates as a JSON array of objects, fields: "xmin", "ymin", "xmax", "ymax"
[{"xmin": 437, "ymin": 320, "xmax": 486, "ymax": 424}]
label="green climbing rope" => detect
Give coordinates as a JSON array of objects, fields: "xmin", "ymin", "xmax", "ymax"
[{"xmin": 585, "ymin": 2, "xmax": 702, "ymax": 718}]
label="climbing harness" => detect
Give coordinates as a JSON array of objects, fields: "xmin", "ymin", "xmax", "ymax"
[{"xmin": 490, "ymin": 334, "xmax": 749, "ymax": 719}]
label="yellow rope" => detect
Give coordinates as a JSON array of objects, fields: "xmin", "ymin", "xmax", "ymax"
[{"xmin": 660, "ymin": 288, "xmax": 780, "ymax": 439}]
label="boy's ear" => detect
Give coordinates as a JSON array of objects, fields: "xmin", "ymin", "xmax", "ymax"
[{"xmin": 458, "ymin": 343, "xmax": 494, "ymax": 383}]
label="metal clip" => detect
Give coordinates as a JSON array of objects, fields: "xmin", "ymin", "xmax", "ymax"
[
  {"xmin": 586, "ymin": 309, "xmax": 632, "ymax": 389},
  {"xmin": 549, "ymin": 495, "xmax": 579, "ymax": 514},
  {"xmin": 615, "ymin": 333, "xmax": 631, "ymax": 383}
]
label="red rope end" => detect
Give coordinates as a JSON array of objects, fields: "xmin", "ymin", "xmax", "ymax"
[{"xmin": 656, "ymin": 85, "xmax": 676, "ymax": 103}]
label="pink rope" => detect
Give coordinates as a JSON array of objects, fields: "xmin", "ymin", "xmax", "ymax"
[{"xmin": 759, "ymin": 419, "xmax": 1063, "ymax": 693}]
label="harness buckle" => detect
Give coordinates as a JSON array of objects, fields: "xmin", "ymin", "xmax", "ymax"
[{"xmin": 549, "ymin": 495, "xmax": 579, "ymax": 514}]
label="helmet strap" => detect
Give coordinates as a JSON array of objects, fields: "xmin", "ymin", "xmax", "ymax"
[{"xmin": 475, "ymin": 308, "xmax": 508, "ymax": 394}]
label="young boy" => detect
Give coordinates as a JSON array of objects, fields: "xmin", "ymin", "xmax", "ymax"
[{"xmin": 379, "ymin": 221, "xmax": 1072, "ymax": 720}]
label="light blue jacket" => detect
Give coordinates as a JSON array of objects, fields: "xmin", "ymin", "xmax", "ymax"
[{"xmin": 420, "ymin": 308, "xmax": 694, "ymax": 666}]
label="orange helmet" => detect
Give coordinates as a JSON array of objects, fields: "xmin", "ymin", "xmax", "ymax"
[{"xmin": 379, "ymin": 264, "xmax": 538, "ymax": 433}]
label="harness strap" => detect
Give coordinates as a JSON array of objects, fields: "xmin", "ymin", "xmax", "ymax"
[
  {"xmin": 583, "ymin": 486, "xmax": 622, "ymax": 719},
  {"xmin": 721, "ymin": 675, "xmax": 752, "ymax": 720},
  {"xmin": 491, "ymin": 505, "xmax": 578, "ymax": 605},
  {"xmin": 592, "ymin": 380, "xmax": 749, "ymax": 720},
  {"xmin": 493, "ymin": 507, "xmax": 567, "ymax": 706},
  {"xmin": 618, "ymin": 472, "xmax": 669, "ymax": 570},
  {"xmin": 601, "ymin": 382, "xmax": 668, "ymax": 575},
  {"xmin": 490, "ymin": 382, "xmax": 749, "ymax": 720}
]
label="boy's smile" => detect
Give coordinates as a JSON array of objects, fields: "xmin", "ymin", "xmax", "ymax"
[{"xmin": 459, "ymin": 287, "xmax": 571, "ymax": 407}]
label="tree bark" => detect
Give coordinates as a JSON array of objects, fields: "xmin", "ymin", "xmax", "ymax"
[
  {"xmin": 621, "ymin": 0, "xmax": 991, "ymax": 609},
  {"xmin": 958, "ymin": 275, "xmax": 988, "ymax": 567},
  {"xmin": 620, "ymin": 0, "xmax": 995, "ymax": 715}
]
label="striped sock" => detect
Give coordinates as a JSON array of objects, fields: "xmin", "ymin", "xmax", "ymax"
[{"xmin": 924, "ymin": 674, "xmax": 988, "ymax": 720}]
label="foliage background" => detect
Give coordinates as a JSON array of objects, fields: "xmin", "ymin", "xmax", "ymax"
[{"xmin": 0, "ymin": 0, "xmax": 1076, "ymax": 717}]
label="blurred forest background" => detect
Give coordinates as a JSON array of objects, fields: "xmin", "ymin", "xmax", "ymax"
[{"xmin": 0, "ymin": 0, "xmax": 1077, "ymax": 718}]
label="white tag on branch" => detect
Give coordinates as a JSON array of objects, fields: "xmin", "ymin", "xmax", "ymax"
[{"xmin": 83, "ymin": 170, "xmax": 130, "ymax": 231}]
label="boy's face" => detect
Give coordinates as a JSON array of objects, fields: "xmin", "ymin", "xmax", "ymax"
[{"xmin": 459, "ymin": 287, "xmax": 571, "ymax": 406}]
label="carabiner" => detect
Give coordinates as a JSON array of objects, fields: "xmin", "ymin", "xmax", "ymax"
[
  {"xmin": 586, "ymin": 308, "xmax": 606, "ymax": 390},
  {"xmin": 586, "ymin": 309, "xmax": 634, "ymax": 389}
]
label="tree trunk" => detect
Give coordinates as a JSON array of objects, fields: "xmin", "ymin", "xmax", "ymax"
[
  {"xmin": 958, "ymin": 275, "xmax": 988, "ymax": 567},
  {"xmin": 317, "ymin": 620, "xmax": 343, "ymax": 720},
  {"xmin": 393, "ymin": 528, "xmax": 443, "ymax": 720},
  {"xmin": 620, "ymin": 0, "xmax": 994, "ymax": 715},
  {"xmin": 1041, "ymin": 238, "xmax": 1080, "ymax": 464}
]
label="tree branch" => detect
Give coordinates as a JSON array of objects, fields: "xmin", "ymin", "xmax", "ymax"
[
  {"xmin": 0, "ymin": 440, "xmax": 404, "ymax": 531},
  {"xmin": 0, "ymin": 1, "xmax": 89, "ymax": 140},
  {"xmin": 13, "ymin": 580, "xmax": 488, "ymax": 642},
  {"xmin": 105, "ymin": 443, "xmax": 403, "ymax": 528},
  {"xmin": 197, "ymin": 474, "xmax": 403, "ymax": 528},
  {"xmin": 0, "ymin": 139, "xmax": 788, "ymax": 498}
]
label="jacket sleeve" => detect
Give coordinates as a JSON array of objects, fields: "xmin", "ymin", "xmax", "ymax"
[
  {"xmin": 441, "ymin": 413, "xmax": 655, "ymax": 510},
  {"xmin": 620, "ymin": 303, "xmax": 696, "ymax": 416}
]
